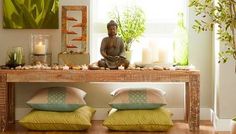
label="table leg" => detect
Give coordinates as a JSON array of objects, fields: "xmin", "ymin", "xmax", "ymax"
[
  {"xmin": 8, "ymin": 83, "xmax": 15, "ymax": 124},
  {"xmin": 0, "ymin": 116, "xmax": 6, "ymax": 132},
  {"xmin": 188, "ymin": 74, "xmax": 200, "ymax": 131},
  {"xmin": 0, "ymin": 74, "xmax": 8, "ymax": 132},
  {"xmin": 184, "ymin": 83, "xmax": 190, "ymax": 122}
]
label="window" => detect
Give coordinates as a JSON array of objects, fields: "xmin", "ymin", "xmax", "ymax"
[{"xmin": 91, "ymin": 0, "xmax": 187, "ymax": 64}]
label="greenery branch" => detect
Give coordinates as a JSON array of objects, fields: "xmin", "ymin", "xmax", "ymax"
[
  {"xmin": 189, "ymin": 0, "xmax": 236, "ymax": 65},
  {"xmin": 109, "ymin": 6, "xmax": 145, "ymax": 52}
]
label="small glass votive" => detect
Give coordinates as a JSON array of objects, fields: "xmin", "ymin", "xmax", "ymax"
[{"xmin": 30, "ymin": 34, "xmax": 52, "ymax": 65}]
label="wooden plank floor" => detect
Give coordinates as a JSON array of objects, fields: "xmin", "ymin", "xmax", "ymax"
[{"xmin": 4, "ymin": 120, "xmax": 229, "ymax": 134}]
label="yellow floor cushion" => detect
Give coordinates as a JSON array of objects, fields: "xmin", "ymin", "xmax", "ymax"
[
  {"xmin": 19, "ymin": 106, "xmax": 95, "ymax": 131},
  {"xmin": 103, "ymin": 108, "xmax": 173, "ymax": 131}
]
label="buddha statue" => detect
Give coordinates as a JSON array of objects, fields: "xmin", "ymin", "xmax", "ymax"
[{"xmin": 98, "ymin": 20, "xmax": 129, "ymax": 69}]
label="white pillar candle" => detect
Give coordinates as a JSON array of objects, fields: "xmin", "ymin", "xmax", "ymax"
[
  {"xmin": 149, "ymin": 40, "xmax": 159, "ymax": 63},
  {"xmin": 142, "ymin": 47, "xmax": 152, "ymax": 64},
  {"xmin": 158, "ymin": 46, "xmax": 169, "ymax": 63},
  {"xmin": 34, "ymin": 41, "xmax": 46, "ymax": 54}
]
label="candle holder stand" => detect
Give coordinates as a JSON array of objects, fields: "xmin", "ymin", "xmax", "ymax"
[{"xmin": 30, "ymin": 53, "xmax": 52, "ymax": 65}]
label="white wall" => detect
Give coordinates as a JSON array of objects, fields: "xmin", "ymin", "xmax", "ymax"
[
  {"xmin": 218, "ymin": 57, "xmax": 236, "ymax": 118},
  {"xmin": 188, "ymin": 8, "xmax": 213, "ymax": 108},
  {"xmin": 212, "ymin": 30, "xmax": 236, "ymax": 131},
  {"xmin": 211, "ymin": 5, "xmax": 236, "ymax": 120},
  {"xmin": 0, "ymin": 0, "xmax": 213, "ymax": 116}
]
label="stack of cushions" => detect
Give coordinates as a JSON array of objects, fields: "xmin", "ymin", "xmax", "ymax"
[
  {"xmin": 19, "ymin": 87, "xmax": 95, "ymax": 131},
  {"xmin": 103, "ymin": 88, "xmax": 173, "ymax": 131}
]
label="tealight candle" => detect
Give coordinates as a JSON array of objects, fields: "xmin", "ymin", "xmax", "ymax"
[
  {"xmin": 188, "ymin": 65, "xmax": 195, "ymax": 70},
  {"xmin": 118, "ymin": 65, "xmax": 125, "ymax": 70},
  {"xmin": 62, "ymin": 65, "xmax": 70, "ymax": 70}
]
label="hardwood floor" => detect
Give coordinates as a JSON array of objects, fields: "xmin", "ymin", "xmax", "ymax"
[{"xmin": 4, "ymin": 120, "xmax": 229, "ymax": 134}]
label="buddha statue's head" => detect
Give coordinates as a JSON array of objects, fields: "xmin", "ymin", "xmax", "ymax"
[{"xmin": 107, "ymin": 20, "xmax": 118, "ymax": 37}]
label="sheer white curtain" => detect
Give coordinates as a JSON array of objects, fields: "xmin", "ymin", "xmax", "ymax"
[{"xmin": 90, "ymin": 0, "xmax": 187, "ymax": 63}]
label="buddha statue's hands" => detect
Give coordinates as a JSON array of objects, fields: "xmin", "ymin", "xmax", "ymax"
[
  {"xmin": 119, "ymin": 56, "xmax": 126, "ymax": 59},
  {"xmin": 106, "ymin": 56, "xmax": 120, "ymax": 61},
  {"xmin": 115, "ymin": 56, "xmax": 120, "ymax": 60},
  {"xmin": 106, "ymin": 56, "xmax": 116, "ymax": 61}
]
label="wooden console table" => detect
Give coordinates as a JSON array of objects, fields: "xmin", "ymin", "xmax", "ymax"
[{"xmin": 0, "ymin": 70, "xmax": 200, "ymax": 131}]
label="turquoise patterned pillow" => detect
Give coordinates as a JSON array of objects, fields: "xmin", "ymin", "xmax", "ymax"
[
  {"xmin": 27, "ymin": 87, "xmax": 86, "ymax": 112},
  {"xmin": 109, "ymin": 88, "xmax": 167, "ymax": 110}
]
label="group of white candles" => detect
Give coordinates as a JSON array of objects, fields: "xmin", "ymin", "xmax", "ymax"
[{"xmin": 142, "ymin": 40, "xmax": 170, "ymax": 64}]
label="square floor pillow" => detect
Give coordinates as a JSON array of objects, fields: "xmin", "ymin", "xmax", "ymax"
[
  {"xmin": 19, "ymin": 106, "xmax": 95, "ymax": 131},
  {"xmin": 27, "ymin": 87, "xmax": 86, "ymax": 111},
  {"xmin": 103, "ymin": 107, "xmax": 173, "ymax": 131},
  {"xmin": 109, "ymin": 88, "xmax": 167, "ymax": 109}
]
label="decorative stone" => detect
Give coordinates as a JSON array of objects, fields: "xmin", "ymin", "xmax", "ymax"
[
  {"xmin": 100, "ymin": 67, "xmax": 105, "ymax": 70},
  {"xmin": 72, "ymin": 66, "xmax": 81, "ymax": 70},
  {"xmin": 81, "ymin": 64, "xmax": 88, "ymax": 70},
  {"xmin": 169, "ymin": 66, "xmax": 176, "ymax": 71},
  {"xmin": 153, "ymin": 66, "xmax": 164, "ymax": 70},
  {"xmin": 62, "ymin": 65, "xmax": 70, "ymax": 70},
  {"xmin": 52, "ymin": 66, "xmax": 59, "ymax": 70},
  {"xmin": 15, "ymin": 66, "xmax": 22, "ymax": 70}
]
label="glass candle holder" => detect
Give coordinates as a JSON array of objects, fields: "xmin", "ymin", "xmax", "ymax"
[{"xmin": 30, "ymin": 34, "xmax": 52, "ymax": 65}]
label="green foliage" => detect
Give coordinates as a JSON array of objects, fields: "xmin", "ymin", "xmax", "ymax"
[
  {"xmin": 173, "ymin": 13, "xmax": 189, "ymax": 66},
  {"xmin": 3, "ymin": 0, "xmax": 59, "ymax": 29},
  {"xmin": 110, "ymin": 6, "xmax": 145, "ymax": 51},
  {"xmin": 189, "ymin": 0, "xmax": 236, "ymax": 63},
  {"xmin": 6, "ymin": 47, "xmax": 25, "ymax": 68}
]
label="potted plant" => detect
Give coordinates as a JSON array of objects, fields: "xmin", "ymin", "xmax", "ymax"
[
  {"xmin": 189, "ymin": 0, "xmax": 236, "ymax": 69},
  {"xmin": 110, "ymin": 6, "xmax": 145, "ymax": 60},
  {"xmin": 6, "ymin": 47, "xmax": 25, "ymax": 68}
]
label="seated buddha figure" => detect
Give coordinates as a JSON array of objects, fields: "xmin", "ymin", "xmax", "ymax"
[{"xmin": 98, "ymin": 20, "xmax": 129, "ymax": 69}]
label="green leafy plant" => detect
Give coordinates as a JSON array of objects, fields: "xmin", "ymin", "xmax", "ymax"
[
  {"xmin": 6, "ymin": 47, "xmax": 25, "ymax": 68},
  {"xmin": 189, "ymin": 0, "xmax": 236, "ymax": 64},
  {"xmin": 3, "ymin": 0, "xmax": 59, "ymax": 29},
  {"xmin": 110, "ymin": 6, "xmax": 145, "ymax": 52}
]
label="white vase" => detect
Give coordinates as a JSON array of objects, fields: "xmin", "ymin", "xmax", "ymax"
[{"xmin": 125, "ymin": 51, "xmax": 132, "ymax": 62}]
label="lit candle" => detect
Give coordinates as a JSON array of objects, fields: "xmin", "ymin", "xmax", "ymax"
[
  {"xmin": 142, "ymin": 47, "xmax": 152, "ymax": 64},
  {"xmin": 34, "ymin": 41, "xmax": 46, "ymax": 54},
  {"xmin": 118, "ymin": 65, "xmax": 125, "ymax": 70}
]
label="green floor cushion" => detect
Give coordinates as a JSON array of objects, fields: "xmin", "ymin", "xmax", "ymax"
[
  {"xmin": 19, "ymin": 106, "xmax": 95, "ymax": 131},
  {"xmin": 27, "ymin": 87, "xmax": 87, "ymax": 112},
  {"xmin": 109, "ymin": 88, "xmax": 167, "ymax": 109},
  {"xmin": 103, "ymin": 108, "xmax": 173, "ymax": 131}
]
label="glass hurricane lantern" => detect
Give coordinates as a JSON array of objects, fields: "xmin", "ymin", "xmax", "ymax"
[{"xmin": 30, "ymin": 34, "xmax": 52, "ymax": 65}]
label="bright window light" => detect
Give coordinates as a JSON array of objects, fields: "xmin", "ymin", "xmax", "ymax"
[
  {"xmin": 91, "ymin": 0, "xmax": 187, "ymax": 64},
  {"xmin": 93, "ymin": 0, "xmax": 185, "ymax": 23}
]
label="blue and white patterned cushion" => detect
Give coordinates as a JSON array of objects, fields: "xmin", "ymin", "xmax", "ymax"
[
  {"xmin": 27, "ymin": 87, "xmax": 86, "ymax": 112},
  {"xmin": 109, "ymin": 88, "xmax": 167, "ymax": 110}
]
